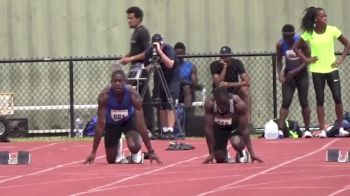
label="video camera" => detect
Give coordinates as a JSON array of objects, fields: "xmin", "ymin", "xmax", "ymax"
[
  {"xmin": 152, "ymin": 43, "xmax": 159, "ymax": 57},
  {"xmin": 151, "ymin": 33, "xmax": 164, "ymax": 58}
]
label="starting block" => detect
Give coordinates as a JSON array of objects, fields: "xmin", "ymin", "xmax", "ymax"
[
  {"xmin": 0, "ymin": 151, "xmax": 31, "ymax": 165},
  {"xmin": 326, "ymin": 149, "xmax": 349, "ymax": 163}
]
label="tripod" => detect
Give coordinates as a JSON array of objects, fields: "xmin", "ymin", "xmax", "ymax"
[{"xmin": 140, "ymin": 56, "xmax": 185, "ymax": 138}]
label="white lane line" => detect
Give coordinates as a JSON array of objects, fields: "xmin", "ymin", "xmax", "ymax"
[
  {"xmin": 0, "ymin": 142, "xmax": 124, "ymax": 184},
  {"xmin": 197, "ymin": 139, "xmax": 339, "ymax": 196},
  {"xmin": 70, "ymin": 154, "xmax": 207, "ymax": 196},
  {"xmin": 26, "ymin": 142, "xmax": 59, "ymax": 151},
  {"xmin": 328, "ymin": 184, "xmax": 350, "ymax": 196},
  {"xmin": 72, "ymin": 174, "xmax": 240, "ymax": 193}
]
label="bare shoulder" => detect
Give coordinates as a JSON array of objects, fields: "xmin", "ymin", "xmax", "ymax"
[
  {"xmin": 232, "ymin": 94, "xmax": 241, "ymax": 102},
  {"xmin": 204, "ymin": 95, "xmax": 214, "ymax": 112},
  {"xmin": 125, "ymin": 84, "xmax": 140, "ymax": 97},
  {"xmin": 276, "ymin": 39, "xmax": 283, "ymax": 48},
  {"xmin": 232, "ymin": 95, "xmax": 246, "ymax": 112},
  {"xmin": 98, "ymin": 89, "xmax": 109, "ymax": 106}
]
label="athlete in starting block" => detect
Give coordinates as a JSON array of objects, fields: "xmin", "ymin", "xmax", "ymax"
[
  {"xmin": 203, "ymin": 87, "xmax": 263, "ymax": 164},
  {"xmin": 84, "ymin": 70, "xmax": 162, "ymax": 164}
]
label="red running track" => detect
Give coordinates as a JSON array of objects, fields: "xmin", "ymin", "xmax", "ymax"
[{"xmin": 0, "ymin": 138, "xmax": 349, "ymax": 196}]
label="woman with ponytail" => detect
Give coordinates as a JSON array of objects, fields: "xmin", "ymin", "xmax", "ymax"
[{"xmin": 293, "ymin": 7, "xmax": 350, "ymax": 138}]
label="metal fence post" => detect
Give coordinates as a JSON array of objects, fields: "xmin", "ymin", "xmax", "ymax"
[
  {"xmin": 272, "ymin": 54, "xmax": 278, "ymax": 119},
  {"xmin": 69, "ymin": 60, "xmax": 75, "ymax": 137}
]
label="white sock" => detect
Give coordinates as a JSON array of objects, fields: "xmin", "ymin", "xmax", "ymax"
[
  {"xmin": 131, "ymin": 150, "xmax": 142, "ymax": 163},
  {"xmin": 117, "ymin": 138, "xmax": 123, "ymax": 156},
  {"xmin": 168, "ymin": 127, "xmax": 174, "ymax": 133},
  {"xmin": 162, "ymin": 127, "xmax": 168, "ymax": 133}
]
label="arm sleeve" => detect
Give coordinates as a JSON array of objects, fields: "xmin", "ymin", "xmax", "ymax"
[
  {"xmin": 332, "ymin": 26, "xmax": 342, "ymax": 39},
  {"xmin": 301, "ymin": 31, "xmax": 311, "ymax": 42},
  {"xmin": 163, "ymin": 45, "xmax": 176, "ymax": 61},
  {"xmin": 235, "ymin": 59, "xmax": 246, "ymax": 74},
  {"xmin": 139, "ymin": 29, "xmax": 150, "ymax": 50}
]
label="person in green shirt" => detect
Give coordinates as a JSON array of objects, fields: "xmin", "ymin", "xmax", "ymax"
[{"xmin": 293, "ymin": 7, "xmax": 350, "ymax": 138}]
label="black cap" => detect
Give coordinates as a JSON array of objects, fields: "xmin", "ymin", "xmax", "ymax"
[
  {"xmin": 220, "ymin": 46, "xmax": 232, "ymax": 54},
  {"xmin": 152, "ymin": 33, "xmax": 163, "ymax": 43}
]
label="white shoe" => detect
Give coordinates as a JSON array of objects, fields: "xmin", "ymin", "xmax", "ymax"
[
  {"xmin": 318, "ymin": 130, "xmax": 327, "ymax": 138},
  {"xmin": 303, "ymin": 130, "xmax": 313, "ymax": 138},
  {"xmin": 130, "ymin": 151, "xmax": 144, "ymax": 164},
  {"xmin": 115, "ymin": 152, "xmax": 128, "ymax": 163},
  {"xmin": 339, "ymin": 127, "xmax": 350, "ymax": 137},
  {"xmin": 236, "ymin": 150, "xmax": 250, "ymax": 163},
  {"xmin": 227, "ymin": 153, "xmax": 235, "ymax": 164},
  {"xmin": 278, "ymin": 130, "xmax": 284, "ymax": 139}
]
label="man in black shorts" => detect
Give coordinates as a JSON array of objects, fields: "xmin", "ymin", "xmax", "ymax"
[
  {"xmin": 84, "ymin": 70, "xmax": 162, "ymax": 164},
  {"xmin": 144, "ymin": 34, "xmax": 181, "ymax": 138},
  {"xmin": 203, "ymin": 87, "xmax": 262, "ymax": 164}
]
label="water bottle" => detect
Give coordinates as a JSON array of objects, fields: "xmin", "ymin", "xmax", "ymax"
[
  {"xmin": 264, "ymin": 120, "xmax": 279, "ymax": 139},
  {"xmin": 175, "ymin": 99, "xmax": 179, "ymax": 108},
  {"xmin": 75, "ymin": 118, "xmax": 83, "ymax": 138},
  {"xmin": 201, "ymin": 88, "xmax": 207, "ymax": 102}
]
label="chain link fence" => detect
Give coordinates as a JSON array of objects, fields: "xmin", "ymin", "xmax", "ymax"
[{"xmin": 0, "ymin": 53, "xmax": 349, "ymax": 136}]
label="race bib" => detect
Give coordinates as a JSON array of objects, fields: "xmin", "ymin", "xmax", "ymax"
[
  {"xmin": 111, "ymin": 110, "xmax": 128, "ymax": 122},
  {"xmin": 285, "ymin": 49, "xmax": 300, "ymax": 61},
  {"xmin": 214, "ymin": 117, "xmax": 232, "ymax": 126}
]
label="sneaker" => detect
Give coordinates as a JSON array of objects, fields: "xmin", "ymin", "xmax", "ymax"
[
  {"xmin": 129, "ymin": 152, "xmax": 144, "ymax": 164},
  {"xmin": 339, "ymin": 127, "xmax": 350, "ymax": 137},
  {"xmin": 235, "ymin": 150, "xmax": 250, "ymax": 163},
  {"xmin": 278, "ymin": 130, "xmax": 284, "ymax": 139},
  {"xmin": 318, "ymin": 130, "xmax": 327, "ymax": 138},
  {"xmin": 166, "ymin": 132, "xmax": 175, "ymax": 140},
  {"xmin": 303, "ymin": 130, "xmax": 313, "ymax": 138},
  {"xmin": 115, "ymin": 152, "xmax": 129, "ymax": 164},
  {"xmin": 147, "ymin": 130, "xmax": 153, "ymax": 139},
  {"xmin": 227, "ymin": 153, "xmax": 235, "ymax": 164}
]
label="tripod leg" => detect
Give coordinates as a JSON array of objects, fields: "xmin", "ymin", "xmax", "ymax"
[{"xmin": 154, "ymin": 65, "xmax": 185, "ymax": 138}]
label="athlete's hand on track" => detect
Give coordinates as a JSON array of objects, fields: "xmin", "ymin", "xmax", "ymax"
[
  {"xmin": 250, "ymin": 153, "xmax": 263, "ymax": 163},
  {"xmin": 149, "ymin": 151, "xmax": 163, "ymax": 165},
  {"xmin": 202, "ymin": 154, "xmax": 215, "ymax": 164},
  {"xmin": 83, "ymin": 153, "xmax": 96, "ymax": 164}
]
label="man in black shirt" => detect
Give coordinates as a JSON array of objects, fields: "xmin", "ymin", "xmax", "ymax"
[
  {"xmin": 119, "ymin": 7, "xmax": 154, "ymax": 134},
  {"xmin": 210, "ymin": 46, "xmax": 251, "ymax": 125},
  {"xmin": 120, "ymin": 7, "xmax": 150, "ymax": 65},
  {"xmin": 144, "ymin": 34, "xmax": 181, "ymax": 138}
]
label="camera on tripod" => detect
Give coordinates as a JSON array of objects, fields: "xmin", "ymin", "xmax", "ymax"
[
  {"xmin": 152, "ymin": 43, "xmax": 159, "ymax": 57},
  {"xmin": 151, "ymin": 42, "xmax": 161, "ymax": 63},
  {"xmin": 151, "ymin": 33, "xmax": 164, "ymax": 61}
]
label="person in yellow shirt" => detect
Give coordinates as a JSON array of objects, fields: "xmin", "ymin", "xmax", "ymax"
[{"xmin": 293, "ymin": 7, "xmax": 350, "ymax": 138}]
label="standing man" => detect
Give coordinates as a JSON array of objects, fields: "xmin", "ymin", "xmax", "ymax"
[
  {"xmin": 276, "ymin": 24, "xmax": 312, "ymax": 138},
  {"xmin": 144, "ymin": 34, "xmax": 181, "ymax": 138},
  {"xmin": 119, "ymin": 6, "xmax": 154, "ymax": 134},
  {"xmin": 210, "ymin": 46, "xmax": 252, "ymax": 128},
  {"xmin": 84, "ymin": 70, "xmax": 162, "ymax": 164}
]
